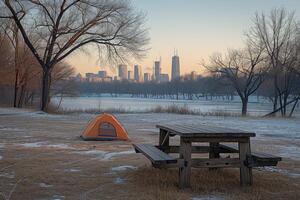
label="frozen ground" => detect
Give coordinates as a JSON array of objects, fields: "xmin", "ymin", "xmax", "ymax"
[
  {"xmin": 51, "ymin": 96, "xmax": 300, "ymax": 117},
  {"xmin": 0, "ymin": 107, "xmax": 299, "ymax": 200}
]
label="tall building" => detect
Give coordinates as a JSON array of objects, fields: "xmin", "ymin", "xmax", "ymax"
[
  {"xmin": 134, "ymin": 65, "xmax": 143, "ymax": 82},
  {"xmin": 98, "ymin": 70, "xmax": 107, "ymax": 78},
  {"xmin": 191, "ymin": 71, "xmax": 197, "ymax": 80},
  {"xmin": 74, "ymin": 73, "xmax": 83, "ymax": 82},
  {"xmin": 171, "ymin": 52, "xmax": 180, "ymax": 80},
  {"xmin": 154, "ymin": 61, "xmax": 161, "ymax": 81},
  {"xmin": 85, "ymin": 73, "xmax": 96, "ymax": 79},
  {"xmin": 118, "ymin": 64, "xmax": 128, "ymax": 80},
  {"xmin": 128, "ymin": 70, "xmax": 134, "ymax": 80},
  {"xmin": 144, "ymin": 73, "xmax": 151, "ymax": 82}
]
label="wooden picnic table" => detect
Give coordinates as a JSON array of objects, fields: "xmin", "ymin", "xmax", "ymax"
[
  {"xmin": 133, "ymin": 123, "xmax": 281, "ymax": 189},
  {"xmin": 157, "ymin": 123, "xmax": 256, "ymax": 188}
]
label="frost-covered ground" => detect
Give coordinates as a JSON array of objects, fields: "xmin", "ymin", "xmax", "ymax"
[
  {"xmin": 51, "ymin": 96, "xmax": 300, "ymax": 117},
  {"xmin": 0, "ymin": 107, "xmax": 299, "ymax": 200}
]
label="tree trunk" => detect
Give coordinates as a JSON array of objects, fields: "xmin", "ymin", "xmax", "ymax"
[
  {"xmin": 13, "ymin": 69, "xmax": 19, "ymax": 107},
  {"xmin": 17, "ymin": 84, "xmax": 26, "ymax": 108},
  {"xmin": 13, "ymin": 26, "xmax": 19, "ymax": 108},
  {"xmin": 41, "ymin": 69, "xmax": 51, "ymax": 112},
  {"xmin": 289, "ymin": 98, "xmax": 299, "ymax": 117},
  {"xmin": 272, "ymin": 75, "xmax": 278, "ymax": 115},
  {"xmin": 242, "ymin": 98, "xmax": 248, "ymax": 117},
  {"xmin": 264, "ymin": 96, "xmax": 300, "ymax": 117}
]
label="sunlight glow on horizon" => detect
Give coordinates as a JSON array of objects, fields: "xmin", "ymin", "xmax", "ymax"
[{"xmin": 67, "ymin": 0, "xmax": 300, "ymax": 77}]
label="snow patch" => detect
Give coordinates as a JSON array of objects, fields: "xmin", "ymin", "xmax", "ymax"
[
  {"xmin": 76, "ymin": 150, "xmax": 135, "ymax": 160},
  {"xmin": 258, "ymin": 166, "xmax": 300, "ymax": 178},
  {"xmin": 0, "ymin": 155, "xmax": 3, "ymax": 160},
  {"xmin": 19, "ymin": 142, "xmax": 45, "ymax": 148},
  {"xmin": 103, "ymin": 172, "xmax": 117, "ymax": 176},
  {"xmin": 18, "ymin": 142, "xmax": 74, "ymax": 149},
  {"xmin": 51, "ymin": 195, "xmax": 65, "ymax": 200},
  {"xmin": 111, "ymin": 165, "xmax": 137, "ymax": 172},
  {"xmin": 77, "ymin": 150, "xmax": 106, "ymax": 156},
  {"xmin": 103, "ymin": 150, "xmax": 135, "ymax": 160},
  {"xmin": 64, "ymin": 168, "xmax": 81, "ymax": 172},
  {"xmin": 137, "ymin": 128, "xmax": 157, "ymax": 132},
  {"xmin": 39, "ymin": 183, "xmax": 53, "ymax": 188},
  {"xmin": 0, "ymin": 126, "xmax": 24, "ymax": 131},
  {"xmin": 0, "ymin": 171, "xmax": 15, "ymax": 179},
  {"xmin": 114, "ymin": 177, "xmax": 126, "ymax": 184}
]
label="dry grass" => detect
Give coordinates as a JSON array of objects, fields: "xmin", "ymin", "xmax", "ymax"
[
  {"xmin": 123, "ymin": 166, "xmax": 300, "ymax": 200},
  {"xmin": 52, "ymin": 104, "xmax": 242, "ymax": 117},
  {"xmin": 50, "ymin": 107, "xmax": 131, "ymax": 115},
  {"xmin": 150, "ymin": 105, "xmax": 240, "ymax": 117}
]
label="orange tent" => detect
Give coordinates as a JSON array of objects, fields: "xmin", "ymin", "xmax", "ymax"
[{"xmin": 80, "ymin": 113, "xmax": 129, "ymax": 141}]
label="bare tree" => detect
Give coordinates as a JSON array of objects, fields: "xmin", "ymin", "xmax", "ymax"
[
  {"xmin": 204, "ymin": 43, "xmax": 266, "ymax": 116},
  {"xmin": 1, "ymin": 0, "xmax": 149, "ymax": 111},
  {"xmin": 0, "ymin": 30, "xmax": 14, "ymax": 105},
  {"xmin": 248, "ymin": 8, "xmax": 299, "ymax": 116},
  {"xmin": 1, "ymin": 21, "xmax": 21, "ymax": 107},
  {"xmin": 0, "ymin": 19, "xmax": 43, "ymax": 108}
]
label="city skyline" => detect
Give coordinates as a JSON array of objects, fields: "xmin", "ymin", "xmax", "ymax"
[
  {"xmin": 80, "ymin": 52, "xmax": 183, "ymax": 81},
  {"xmin": 66, "ymin": 0, "xmax": 300, "ymax": 76}
]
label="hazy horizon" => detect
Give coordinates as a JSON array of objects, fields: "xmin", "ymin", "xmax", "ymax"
[{"xmin": 67, "ymin": 0, "xmax": 300, "ymax": 77}]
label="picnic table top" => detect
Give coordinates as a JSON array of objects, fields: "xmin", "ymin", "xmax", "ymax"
[{"xmin": 156, "ymin": 123, "xmax": 256, "ymax": 138}]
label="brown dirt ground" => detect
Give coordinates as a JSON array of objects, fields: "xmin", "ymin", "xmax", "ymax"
[{"xmin": 0, "ymin": 110, "xmax": 299, "ymax": 200}]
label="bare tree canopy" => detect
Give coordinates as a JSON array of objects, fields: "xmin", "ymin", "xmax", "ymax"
[
  {"xmin": 203, "ymin": 42, "xmax": 266, "ymax": 116},
  {"xmin": 247, "ymin": 8, "xmax": 299, "ymax": 116},
  {"xmin": 0, "ymin": 0, "xmax": 149, "ymax": 111}
]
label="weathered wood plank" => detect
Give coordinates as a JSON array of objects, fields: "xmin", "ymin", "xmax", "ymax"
[
  {"xmin": 251, "ymin": 152, "xmax": 282, "ymax": 161},
  {"xmin": 156, "ymin": 124, "xmax": 255, "ymax": 138},
  {"xmin": 191, "ymin": 158, "xmax": 241, "ymax": 168},
  {"xmin": 209, "ymin": 142, "xmax": 220, "ymax": 170},
  {"xmin": 156, "ymin": 145, "xmax": 210, "ymax": 153},
  {"xmin": 246, "ymin": 153, "xmax": 282, "ymax": 167},
  {"xmin": 159, "ymin": 129, "xmax": 169, "ymax": 150},
  {"xmin": 157, "ymin": 144, "xmax": 240, "ymax": 154},
  {"xmin": 133, "ymin": 144, "xmax": 177, "ymax": 165},
  {"xmin": 179, "ymin": 138, "xmax": 192, "ymax": 189},
  {"xmin": 239, "ymin": 140, "xmax": 253, "ymax": 186},
  {"xmin": 184, "ymin": 137, "xmax": 250, "ymax": 143}
]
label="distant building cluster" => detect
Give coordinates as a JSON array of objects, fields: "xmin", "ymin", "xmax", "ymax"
[{"xmin": 73, "ymin": 51, "xmax": 200, "ymax": 83}]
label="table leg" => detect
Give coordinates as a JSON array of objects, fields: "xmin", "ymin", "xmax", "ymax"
[
  {"xmin": 209, "ymin": 142, "xmax": 220, "ymax": 170},
  {"xmin": 179, "ymin": 137, "xmax": 192, "ymax": 189},
  {"xmin": 239, "ymin": 139, "xmax": 252, "ymax": 186},
  {"xmin": 159, "ymin": 129, "xmax": 169, "ymax": 149}
]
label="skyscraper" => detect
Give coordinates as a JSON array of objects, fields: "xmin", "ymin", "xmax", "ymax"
[
  {"xmin": 98, "ymin": 70, "xmax": 107, "ymax": 78},
  {"xmin": 118, "ymin": 64, "xmax": 128, "ymax": 80},
  {"xmin": 144, "ymin": 73, "xmax": 151, "ymax": 82},
  {"xmin": 128, "ymin": 70, "xmax": 134, "ymax": 80},
  {"xmin": 154, "ymin": 61, "xmax": 161, "ymax": 81},
  {"xmin": 134, "ymin": 65, "xmax": 142, "ymax": 82},
  {"xmin": 191, "ymin": 71, "xmax": 198, "ymax": 80},
  {"xmin": 171, "ymin": 51, "xmax": 180, "ymax": 81}
]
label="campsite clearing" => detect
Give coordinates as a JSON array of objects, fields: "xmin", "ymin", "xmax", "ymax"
[{"xmin": 0, "ymin": 108, "xmax": 299, "ymax": 200}]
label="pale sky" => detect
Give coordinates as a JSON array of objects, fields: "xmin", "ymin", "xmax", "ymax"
[{"xmin": 67, "ymin": 0, "xmax": 300, "ymax": 77}]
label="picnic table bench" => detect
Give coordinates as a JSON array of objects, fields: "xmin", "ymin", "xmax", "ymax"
[{"xmin": 133, "ymin": 123, "xmax": 281, "ymax": 189}]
